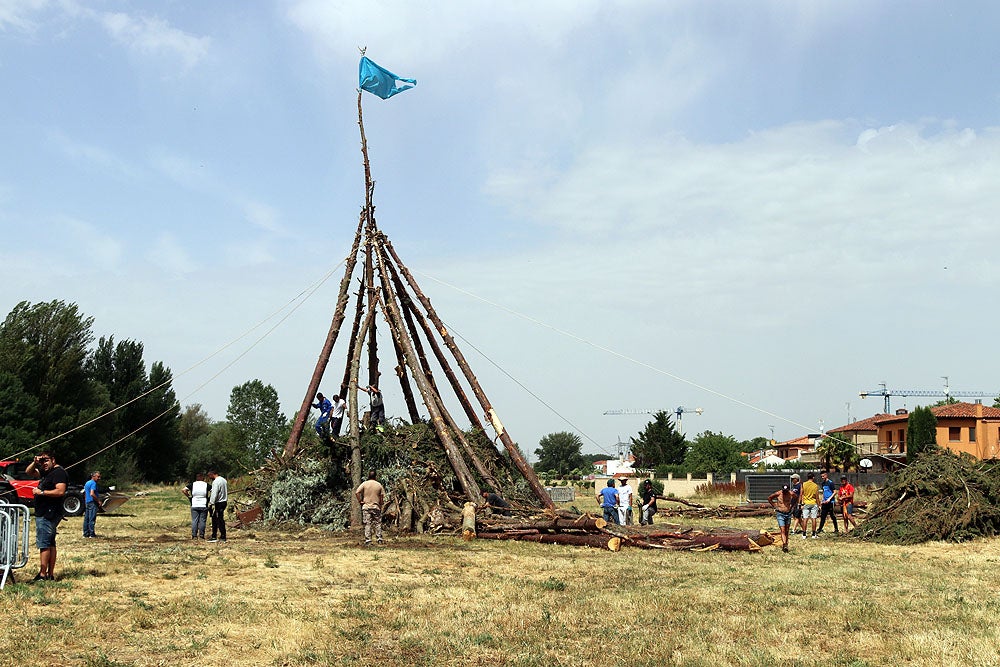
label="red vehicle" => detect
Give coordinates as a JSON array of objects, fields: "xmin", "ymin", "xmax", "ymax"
[{"xmin": 0, "ymin": 459, "xmax": 94, "ymax": 516}]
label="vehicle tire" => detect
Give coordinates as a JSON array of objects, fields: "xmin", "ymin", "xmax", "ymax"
[{"xmin": 62, "ymin": 494, "xmax": 83, "ymax": 516}]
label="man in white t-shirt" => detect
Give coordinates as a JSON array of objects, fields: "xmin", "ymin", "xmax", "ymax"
[
  {"xmin": 617, "ymin": 478, "xmax": 634, "ymax": 525},
  {"xmin": 330, "ymin": 394, "xmax": 347, "ymax": 437},
  {"xmin": 182, "ymin": 473, "xmax": 210, "ymax": 539}
]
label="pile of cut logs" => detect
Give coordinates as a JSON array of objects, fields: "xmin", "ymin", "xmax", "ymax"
[{"xmin": 465, "ymin": 505, "xmax": 774, "ymax": 552}]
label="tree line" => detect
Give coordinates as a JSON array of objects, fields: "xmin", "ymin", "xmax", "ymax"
[
  {"xmin": 0, "ymin": 300, "xmax": 292, "ymax": 485},
  {"xmin": 534, "ymin": 410, "xmax": 765, "ymax": 477}
]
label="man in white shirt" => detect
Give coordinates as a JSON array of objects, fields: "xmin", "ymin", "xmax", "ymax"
[
  {"xmin": 207, "ymin": 470, "xmax": 228, "ymax": 543},
  {"xmin": 617, "ymin": 478, "xmax": 634, "ymax": 525},
  {"xmin": 331, "ymin": 394, "xmax": 347, "ymax": 438},
  {"xmin": 182, "ymin": 473, "xmax": 210, "ymax": 539}
]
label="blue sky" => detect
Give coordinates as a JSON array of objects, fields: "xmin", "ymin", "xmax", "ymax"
[{"xmin": 3, "ymin": 1, "xmax": 1000, "ymax": 460}]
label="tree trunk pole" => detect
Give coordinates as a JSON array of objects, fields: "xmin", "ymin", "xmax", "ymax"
[
  {"xmin": 340, "ymin": 278, "xmax": 366, "ymax": 397},
  {"xmin": 347, "ymin": 298, "xmax": 377, "ymax": 527},
  {"xmin": 384, "ymin": 250, "xmax": 487, "ymax": 434},
  {"xmin": 283, "ymin": 213, "xmax": 365, "ymax": 457},
  {"xmin": 373, "ymin": 243, "xmax": 482, "ymax": 503},
  {"xmin": 358, "ymin": 90, "xmax": 380, "ymax": 391},
  {"xmin": 390, "ymin": 335, "xmax": 422, "ymax": 423},
  {"xmin": 382, "ymin": 238, "xmax": 553, "ymax": 509}
]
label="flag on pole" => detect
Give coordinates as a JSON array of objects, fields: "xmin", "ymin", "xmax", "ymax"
[{"xmin": 359, "ymin": 57, "xmax": 416, "ymax": 99}]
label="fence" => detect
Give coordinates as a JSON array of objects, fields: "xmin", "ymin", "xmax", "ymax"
[{"xmin": 0, "ymin": 502, "xmax": 31, "ymax": 589}]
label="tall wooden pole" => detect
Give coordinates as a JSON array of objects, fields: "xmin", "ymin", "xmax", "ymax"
[
  {"xmin": 283, "ymin": 213, "xmax": 365, "ymax": 457},
  {"xmin": 348, "ymin": 298, "xmax": 377, "ymax": 526},
  {"xmin": 358, "ymin": 91, "xmax": 381, "ymax": 391},
  {"xmin": 382, "ymin": 238, "xmax": 553, "ymax": 509}
]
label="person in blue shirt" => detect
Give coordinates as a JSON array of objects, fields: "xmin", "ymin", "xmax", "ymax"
[
  {"xmin": 596, "ymin": 479, "xmax": 620, "ymax": 525},
  {"xmin": 312, "ymin": 392, "xmax": 333, "ymax": 438},
  {"xmin": 83, "ymin": 470, "xmax": 102, "ymax": 538},
  {"xmin": 818, "ymin": 470, "xmax": 840, "ymax": 535}
]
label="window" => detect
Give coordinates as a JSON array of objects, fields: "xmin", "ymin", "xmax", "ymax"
[
  {"xmin": 970, "ymin": 427, "xmax": 977, "ymax": 443},
  {"xmin": 949, "ymin": 427, "xmax": 961, "ymax": 442},
  {"xmin": 898, "ymin": 429, "xmax": 905, "ymax": 444}
]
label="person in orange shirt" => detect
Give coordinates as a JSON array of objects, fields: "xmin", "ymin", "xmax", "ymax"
[{"xmin": 838, "ymin": 476, "xmax": 858, "ymax": 531}]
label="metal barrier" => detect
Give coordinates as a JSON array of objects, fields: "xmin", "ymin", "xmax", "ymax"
[
  {"xmin": 0, "ymin": 502, "xmax": 31, "ymax": 589},
  {"xmin": 744, "ymin": 474, "xmax": 797, "ymax": 504}
]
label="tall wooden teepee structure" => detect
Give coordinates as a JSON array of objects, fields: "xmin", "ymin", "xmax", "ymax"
[{"xmin": 282, "ymin": 89, "xmax": 553, "ymax": 520}]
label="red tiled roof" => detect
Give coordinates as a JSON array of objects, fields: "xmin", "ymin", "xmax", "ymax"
[
  {"xmin": 876, "ymin": 402, "xmax": 1000, "ymax": 424},
  {"xmin": 778, "ymin": 435, "xmax": 812, "ymax": 446},
  {"xmin": 827, "ymin": 414, "xmax": 889, "ymax": 433}
]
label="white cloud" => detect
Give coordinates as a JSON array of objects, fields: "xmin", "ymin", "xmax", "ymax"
[
  {"xmin": 0, "ymin": 0, "xmax": 48, "ymax": 32},
  {"xmin": 99, "ymin": 11, "xmax": 210, "ymax": 71},
  {"xmin": 54, "ymin": 215, "xmax": 124, "ymax": 270},
  {"xmin": 146, "ymin": 232, "xmax": 196, "ymax": 275}
]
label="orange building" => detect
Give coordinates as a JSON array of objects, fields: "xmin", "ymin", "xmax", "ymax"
[{"xmin": 874, "ymin": 402, "xmax": 1000, "ymax": 460}]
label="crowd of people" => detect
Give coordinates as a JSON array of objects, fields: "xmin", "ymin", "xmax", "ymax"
[
  {"xmin": 769, "ymin": 470, "xmax": 858, "ymax": 552},
  {"xmin": 596, "ymin": 477, "xmax": 668, "ymax": 527}
]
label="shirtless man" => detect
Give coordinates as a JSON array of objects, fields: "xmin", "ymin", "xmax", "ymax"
[{"xmin": 768, "ymin": 484, "xmax": 796, "ymax": 553}]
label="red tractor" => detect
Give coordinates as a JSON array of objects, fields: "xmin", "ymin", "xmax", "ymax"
[{"xmin": 0, "ymin": 459, "xmax": 126, "ymax": 515}]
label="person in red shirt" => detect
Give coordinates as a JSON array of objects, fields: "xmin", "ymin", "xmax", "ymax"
[{"xmin": 838, "ymin": 476, "xmax": 858, "ymax": 532}]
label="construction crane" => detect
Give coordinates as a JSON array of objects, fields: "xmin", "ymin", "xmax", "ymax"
[
  {"xmin": 603, "ymin": 406, "xmax": 703, "ymax": 435},
  {"xmin": 859, "ymin": 379, "xmax": 997, "ymax": 413}
]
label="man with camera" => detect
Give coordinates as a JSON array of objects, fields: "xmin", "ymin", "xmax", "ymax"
[{"xmin": 25, "ymin": 451, "xmax": 68, "ymax": 581}]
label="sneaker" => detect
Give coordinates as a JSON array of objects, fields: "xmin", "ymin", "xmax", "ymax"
[
  {"xmin": 207, "ymin": 539, "xmax": 218, "ymax": 543},
  {"xmin": 32, "ymin": 573, "xmax": 46, "ymax": 582},
  {"xmin": 801, "ymin": 534, "xmax": 807, "ymax": 540},
  {"xmin": 811, "ymin": 534, "xmax": 818, "ymax": 539},
  {"xmin": 782, "ymin": 545, "xmax": 789, "ymax": 553}
]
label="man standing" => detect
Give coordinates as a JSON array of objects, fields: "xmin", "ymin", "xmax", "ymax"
[
  {"xmin": 818, "ymin": 470, "xmax": 840, "ymax": 535},
  {"xmin": 800, "ymin": 472, "xmax": 820, "ymax": 538},
  {"xmin": 355, "ymin": 470, "xmax": 385, "ymax": 546},
  {"xmin": 360, "ymin": 385, "xmax": 385, "ymax": 426},
  {"xmin": 207, "ymin": 470, "xmax": 228, "ymax": 543},
  {"xmin": 768, "ymin": 484, "xmax": 795, "ymax": 552},
  {"xmin": 596, "ymin": 479, "xmax": 619, "ymax": 525},
  {"xmin": 26, "ymin": 452, "xmax": 67, "ymax": 581},
  {"xmin": 330, "ymin": 394, "xmax": 347, "ymax": 438},
  {"xmin": 789, "ymin": 473, "xmax": 804, "ymax": 535},
  {"xmin": 312, "ymin": 392, "xmax": 333, "ymax": 438},
  {"xmin": 617, "ymin": 478, "xmax": 634, "ymax": 526},
  {"xmin": 182, "ymin": 473, "xmax": 210, "ymax": 539},
  {"xmin": 838, "ymin": 475, "xmax": 858, "ymax": 532},
  {"xmin": 83, "ymin": 470, "xmax": 102, "ymax": 538},
  {"xmin": 638, "ymin": 480, "xmax": 663, "ymax": 525}
]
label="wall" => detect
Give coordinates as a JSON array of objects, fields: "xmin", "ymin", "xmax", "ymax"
[{"xmin": 591, "ymin": 472, "xmax": 736, "ymax": 499}]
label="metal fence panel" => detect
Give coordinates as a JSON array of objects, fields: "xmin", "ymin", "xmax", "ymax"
[
  {"xmin": 744, "ymin": 474, "xmax": 798, "ymax": 504},
  {"xmin": 0, "ymin": 503, "xmax": 31, "ymax": 589}
]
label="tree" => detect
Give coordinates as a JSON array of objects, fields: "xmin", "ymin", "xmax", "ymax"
[
  {"xmin": 0, "ymin": 300, "xmax": 106, "ymax": 466},
  {"xmin": 815, "ymin": 431, "xmax": 860, "ymax": 471},
  {"xmin": 683, "ymin": 431, "xmax": 749, "ymax": 474},
  {"xmin": 138, "ymin": 361, "xmax": 183, "ymax": 482},
  {"xmin": 185, "ymin": 422, "xmax": 240, "ymax": 478},
  {"xmin": 534, "ymin": 432, "xmax": 586, "ymax": 476},
  {"xmin": 227, "ymin": 379, "xmax": 286, "ymax": 470},
  {"xmin": 630, "ymin": 411, "xmax": 686, "ymax": 468},
  {"xmin": 907, "ymin": 406, "xmax": 938, "ymax": 462},
  {"xmin": 0, "ymin": 372, "xmax": 39, "ymax": 455}
]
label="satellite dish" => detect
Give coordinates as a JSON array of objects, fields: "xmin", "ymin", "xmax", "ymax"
[{"xmin": 859, "ymin": 458, "xmax": 873, "ymax": 469}]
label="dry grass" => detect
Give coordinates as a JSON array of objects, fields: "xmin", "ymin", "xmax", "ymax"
[{"xmin": 2, "ymin": 487, "xmax": 1000, "ymax": 666}]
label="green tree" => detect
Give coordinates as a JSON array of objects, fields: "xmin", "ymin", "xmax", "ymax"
[
  {"xmin": 630, "ymin": 411, "xmax": 687, "ymax": 468},
  {"xmin": 0, "ymin": 372, "xmax": 40, "ymax": 455},
  {"xmin": 185, "ymin": 422, "xmax": 240, "ymax": 478},
  {"xmin": 180, "ymin": 404, "xmax": 213, "ymax": 446},
  {"xmin": 138, "ymin": 361, "xmax": 183, "ymax": 482},
  {"xmin": 534, "ymin": 431, "xmax": 586, "ymax": 476},
  {"xmin": 906, "ymin": 405, "xmax": 938, "ymax": 462},
  {"xmin": 227, "ymin": 379, "xmax": 286, "ymax": 470},
  {"xmin": 815, "ymin": 431, "xmax": 860, "ymax": 471},
  {"xmin": 0, "ymin": 300, "xmax": 106, "ymax": 466},
  {"xmin": 683, "ymin": 431, "xmax": 749, "ymax": 474}
]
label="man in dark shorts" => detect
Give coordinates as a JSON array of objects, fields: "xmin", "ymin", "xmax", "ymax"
[
  {"xmin": 26, "ymin": 451, "xmax": 68, "ymax": 581},
  {"xmin": 789, "ymin": 473, "xmax": 804, "ymax": 534},
  {"xmin": 638, "ymin": 480, "xmax": 664, "ymax": 525}
]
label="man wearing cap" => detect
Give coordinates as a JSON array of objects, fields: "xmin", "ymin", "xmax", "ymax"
[
  {"xmin": 617, "ymin": 478, "xmax": 633, "ymax": 525},
  {"xmin": 596, "ymin": 479, "xmax": 619, "ymax": 525},
  {"xmin": 838, "ymin": 476, "xmax": 857, "ymax": 532},
  {"xmin": 789, "ymin": 474, "xmax": 804, "ymax": 535},
  {"xmin": 768, "ymin": 484, "xmax": 795, "ymax": 552}
]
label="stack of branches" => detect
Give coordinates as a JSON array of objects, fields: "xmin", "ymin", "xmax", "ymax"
[
  {"xmin": 238, "ymin": 422, "xmax": 540, "ymax": 532},
  {"xmin": 474, "ymin": 508, "xmax": 774, "ymax": 552},
  {"xmin": 855, "ymin": 449, "xmax": 1000, "ymax": 544}
]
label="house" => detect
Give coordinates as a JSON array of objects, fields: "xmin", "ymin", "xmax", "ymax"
[
  {"xmin": 593, "ymin": 454, "xmax": 636, "ymax": 476},
  {"xmin": 774, "ymin": 435, "xmax": 825, "ymax": 463},
  {"xmin": 874, "ymin": 402, "xmax": 1000, "ymax": 460},
  {"xmin": 825, "ymin": 414, "xmax": 887, "ymax": 456}
]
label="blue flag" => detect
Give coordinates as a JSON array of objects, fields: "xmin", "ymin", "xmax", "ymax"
[{"xmin": 359, "ymin": 57, "xmax": 416, "ymax": 99}]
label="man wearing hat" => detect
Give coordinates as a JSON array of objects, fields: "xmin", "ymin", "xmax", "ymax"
[
  {"xmin": 789, "ymin": 473, "xmax": 804, "ymax": 535},
  {"xmin": 768, "ymin": 484, "xmax": 795, "ymax": 552}
]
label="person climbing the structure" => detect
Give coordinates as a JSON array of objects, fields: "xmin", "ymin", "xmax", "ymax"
[
  {"xmin": 360, "ymin": 385, "xmax": 385, "ymax": 426},
  {"xmin": 312, "ymin": 392, "xmax": 333, "ymax": 438}
]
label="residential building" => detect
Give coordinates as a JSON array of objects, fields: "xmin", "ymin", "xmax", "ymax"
[{"xmin": 874, "ymin": 402, "xmax": 1000, "ymax": 460}]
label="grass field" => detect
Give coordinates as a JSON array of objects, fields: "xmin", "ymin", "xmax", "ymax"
[{"xmin": 3, "ymin": 487, "xmax": 999, "ymax": 666}]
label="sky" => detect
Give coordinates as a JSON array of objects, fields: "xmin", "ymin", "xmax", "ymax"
[{"xmin": 3, "ymin": 1, "xmax": 1000, "ymax": 462}]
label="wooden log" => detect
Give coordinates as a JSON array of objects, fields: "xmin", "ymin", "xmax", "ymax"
[
  {"xmin": 478, "ymin": 515, "xmax": 607, "ymax": 533},
  {"xmin": 462, "ymin": 502, "xmax": 477, "ymax": 541}
]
